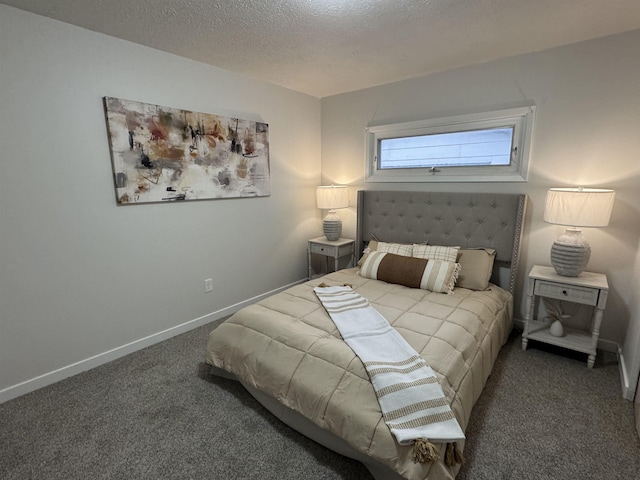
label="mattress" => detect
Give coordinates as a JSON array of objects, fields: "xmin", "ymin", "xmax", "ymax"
[{"xmin": 205, "ymin": 267, "xmax": 513, "ymax": 480}]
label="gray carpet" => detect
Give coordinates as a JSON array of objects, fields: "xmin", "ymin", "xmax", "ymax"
[{"xmin": 1, "ymin": 321, "xmax": 638, "ymax": 479}]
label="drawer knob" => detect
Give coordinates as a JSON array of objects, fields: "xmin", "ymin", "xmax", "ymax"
[{"xmin": 562, "ymin": 290, "xmax": 568, "ymax": 296}]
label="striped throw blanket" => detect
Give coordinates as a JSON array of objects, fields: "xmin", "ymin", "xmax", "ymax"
[{"xmin": 314, "ymin": 284, "xmax": 465, "ymax": 465}]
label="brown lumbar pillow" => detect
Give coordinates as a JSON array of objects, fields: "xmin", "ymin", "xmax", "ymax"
[{"xmin": 359, "ymin": 251, "xmax": 460, "ymax": 294}]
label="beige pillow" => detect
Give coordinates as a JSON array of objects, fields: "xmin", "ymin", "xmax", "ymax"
[
  {"xmin": 456, "ymin": 248, "xmax": 496, "ymax": 290},
  {"xmin": 359, "ymin": 251, "xmax": 460, "ymax": 294},
  {"xmin": 412, "ymin": 244, "xmax": 460, "ymax": 262}
]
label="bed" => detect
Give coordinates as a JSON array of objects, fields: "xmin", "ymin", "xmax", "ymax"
[{"xmin": 205, "ymin": 190, "xmax": 527, "ymax": 480}]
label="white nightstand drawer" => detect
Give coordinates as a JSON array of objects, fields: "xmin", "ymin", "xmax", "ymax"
[
  {"xmin": 310, "ymin": 243, "xmax": 338, "ymax": 256},
  {"xmin": 534, "ymin": 280, "xmax": 599, "ymax": 306}
]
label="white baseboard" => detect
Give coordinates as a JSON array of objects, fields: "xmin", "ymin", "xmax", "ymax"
[
  {"xmin": 0, "ymin": 279, "xmax": 305, "ymax": 404},
  {"xmin": 618, "ymin": 347, "xmax": 635, "ymax": 401},
  {"xmin": 598, "ymin": 337, "xmax": 620, "ymax": 354}
]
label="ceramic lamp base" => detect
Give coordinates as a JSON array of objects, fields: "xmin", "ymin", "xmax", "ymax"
[
  {"xmin": 323, "ymin": 211, "xmax": 342, "ymax": 241},
  {"xmin": 550, "ymin": 228, "xmax": 590, "ymax": 277}
]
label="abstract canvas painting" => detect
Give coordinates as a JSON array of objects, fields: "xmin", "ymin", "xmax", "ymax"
[{"xmin": 103, "ymin": 97, "xmax": 270, "ymax": 204}]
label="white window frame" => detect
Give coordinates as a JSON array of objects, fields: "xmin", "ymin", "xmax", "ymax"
[{"xmin": 365, "ymin": 106, "xmax": 535, "ymax": 183}]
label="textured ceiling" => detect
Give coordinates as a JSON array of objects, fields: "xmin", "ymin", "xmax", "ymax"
[{"xmin": 3, "ymin": 0, "xmax": 640, "ymax": 97}]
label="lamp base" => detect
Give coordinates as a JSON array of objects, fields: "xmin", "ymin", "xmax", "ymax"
[
  {"xmin": 323, "ymin": 211, "xmax": 342, "ymax": 241},
  {"xmin": 550, "ymin": 228, "xmax": 591, "ymax": 277}
]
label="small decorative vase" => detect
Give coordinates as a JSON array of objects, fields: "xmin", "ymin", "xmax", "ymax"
[{"xmin": 549, "ymin": 320, "xmax": 564, "ymax": 337}]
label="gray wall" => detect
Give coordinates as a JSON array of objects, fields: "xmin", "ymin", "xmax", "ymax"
[
  {"xmin": 321, "ymin": 30, "xmax": 640, "ymax": 396},
  {"xmin": 0, "ymin": 5, "xmax": 321, "ymax": 400}
]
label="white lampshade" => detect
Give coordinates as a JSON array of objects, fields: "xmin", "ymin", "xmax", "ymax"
[
  {"xmin": 543, "ymin": 187, "xmax": 615, "ymax": 277},
  {"xmin": 544, "ymin": 188, "xmax": 615, "ymax": 227},
  {"xmin": 316, "ymin": 185, "xmax": 349, "ymax": 210},
  {"xmin": 316, "ymin": 185, "xmax": 349, "ymax": 241}
]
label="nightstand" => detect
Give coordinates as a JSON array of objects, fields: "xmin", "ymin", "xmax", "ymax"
[
  {"xmin": 522, "ymin": 265, "xmax": 608, "ymax": 368},
  {"xmin": 307, "ymin": 237, "xmax": 355, "ymax": 280}
]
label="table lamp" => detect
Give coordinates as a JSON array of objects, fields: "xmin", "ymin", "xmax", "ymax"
[
  {"xmin": 543, "ymin": 187, "xmax": 615, "ymax": 277},
  {"xmin": 316, "ymin": 185, "xmax": 349, "ymax": 241}
]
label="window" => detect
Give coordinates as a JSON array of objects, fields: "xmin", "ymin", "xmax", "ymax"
[{"xmin": 365, "ymin": 106, "xmax": 535, "ymax": 183}]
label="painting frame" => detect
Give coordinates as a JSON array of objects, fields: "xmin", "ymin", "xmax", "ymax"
[{"xmin": 103, "ymin": 97, "xmax": 270, "ymax": 205}]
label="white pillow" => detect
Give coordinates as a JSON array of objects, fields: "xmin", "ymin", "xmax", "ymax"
[
  {"xmin": 377, "ymin": 241, "xmax": 414, "ymax": 257},
  {"xmin": 358, "ymin": 240, "xmax": 414, "ymax": 266},
  {"xmin": 412, "ymin": 244, "xmax": 460, "ymax": 262}
]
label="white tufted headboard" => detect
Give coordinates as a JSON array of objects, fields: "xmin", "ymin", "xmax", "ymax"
[{"xmin": 356, "ymin": 190, "xmax": 528, "ymax": 294}]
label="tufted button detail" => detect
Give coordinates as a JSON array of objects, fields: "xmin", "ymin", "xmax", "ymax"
[
  {"xmin": 447, "ymin": 202, "xmax": 452, "ymax": 206},
  {"xmin": 456, "ymin": 218, "xmax": 462, "ymax": 223},
  {"xmin": 492, "ymin": 204, "xmax": 497, "ymax": 208},
  {"xmin": 465, "ymin": 235, "xmax": 471, "ymax": 239}
]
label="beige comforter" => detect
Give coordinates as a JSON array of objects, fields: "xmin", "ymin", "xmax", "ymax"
[{"xmin": 205, "ymin": 268, "xmax": 513, "ymax": 480}]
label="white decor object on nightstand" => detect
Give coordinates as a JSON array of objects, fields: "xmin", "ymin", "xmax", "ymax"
[
  {"xmin": 542, "ymin": 298, "xmax": 569, "ymax": 337},
  {"xmin": 543, "ymin": 187, "xmax": 615, "ymax": 277},
  {"xmin": 307, "ymin": 237, "xmax": 355, "ymax": 280},
  {"xmin": 522, "ymin": 265, "xmax": 609, "ymax": 368},
  {"xmin": 549, "ymin": 319, "xmax": 564, "ymax": 337},
  {"xmin": 316, "ymin": 185, "xmax": 349, "ymax": 241}
]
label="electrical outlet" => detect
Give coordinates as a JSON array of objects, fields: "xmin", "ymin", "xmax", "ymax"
[{"xmin": 204, "ymin": 278, "xmax": 213, "ymax": 293}]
